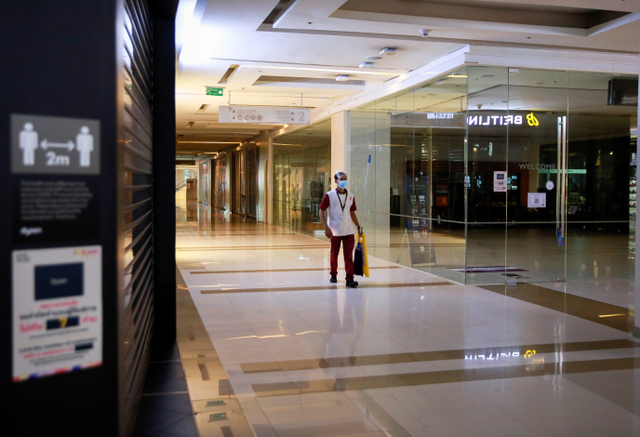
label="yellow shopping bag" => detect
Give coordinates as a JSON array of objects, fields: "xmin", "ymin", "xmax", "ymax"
[{"xmin": 354, "ymin": 232, "xmax": 369, "ymax": 278}]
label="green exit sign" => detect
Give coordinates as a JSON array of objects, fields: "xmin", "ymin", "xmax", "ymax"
[{"xmin": 206, "ymin": 87, "xmax": 224, "ymax": 96}]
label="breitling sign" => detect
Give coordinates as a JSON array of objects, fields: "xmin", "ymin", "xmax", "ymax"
[{"xmin": 468, "ymin": 112, "xmax": 539, "ymax": 127}]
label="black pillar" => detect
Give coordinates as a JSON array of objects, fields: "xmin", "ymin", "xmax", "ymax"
[
  {"xmin": 151, "ymin": 1, "xmax": 178, "ymax": 353},
  {"xmin": 0, "ymin": 1, "xmax": 119, "ymax": 435}
]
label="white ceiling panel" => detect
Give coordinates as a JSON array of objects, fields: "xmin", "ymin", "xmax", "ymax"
[{"xmin": 175, "ymin": 0, "xmax": 640, "ymax": 154}]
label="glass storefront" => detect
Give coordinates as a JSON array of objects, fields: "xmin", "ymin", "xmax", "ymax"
[
  {"xmin": 273, "ymin": 120, "xmax": 331, "ymax": 236},
  {"xmin": 345, "ymin": 66, "xmax": 637, "ymax": 286},
  {"xmin": 212, "ymin": 158, "xmax": 227, "ymax": 210},
  {"xmin": 270, "ymin": 67, "xmax": 637, "ymax": 287},
  {"xmin": 349, "ymin": 69, "xmax": 469, "ymax": 283}
]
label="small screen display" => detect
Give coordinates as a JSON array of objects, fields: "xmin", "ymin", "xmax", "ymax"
[{"xmin": 34, "ymin": 263, "xmax": 84, "ymax": 300}]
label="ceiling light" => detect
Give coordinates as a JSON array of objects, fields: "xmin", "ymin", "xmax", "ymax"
[
  {"xmin": 367, "ymin": 56, "xmax": 382, "ymax": 61},
  {"xmin": 419, "ymin": 29, "xmax": 430, "ymax": 37},
  {"xmin": 380, "ymin": 47, "xmax": 397, "ymax": 56},
  {"xmin": 336, "ymin": 75, "xmax": 349, "ymax": 81},
  {"xmin": 359, "ymin": 62, "xmax": 374, "ymax": 68},
  {"xmin": 239, "ymin": 64, "xmax": 398, "ymax": 76}
]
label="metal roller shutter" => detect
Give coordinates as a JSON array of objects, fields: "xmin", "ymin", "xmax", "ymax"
[{"xmin": 120, "ymin": 0, "xmax": 155, "ymax": 434}]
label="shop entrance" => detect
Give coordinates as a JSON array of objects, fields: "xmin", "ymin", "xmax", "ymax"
[
  {"xmin": 466, "ymin": 68, "xmax": 636, "ymax": 285},
  {"xmin": 231, "ymin": 147, "xmax": 259, "ymax": 218},
  {"xmin": 232, "ymin": 150, "xmax": 245, "ymax": 216}
]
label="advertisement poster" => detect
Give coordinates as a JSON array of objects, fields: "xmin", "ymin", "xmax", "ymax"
[
  {"xmin": 12, "ymin": 245, "xmax": 102, "ymax": 382},
  {"xmin": 494, "ymin": 171, "xmax": 508, "ymax": 193},
  {"xmin": 404, "ymin": 176, "xmax": 435, "ymax": 265}
]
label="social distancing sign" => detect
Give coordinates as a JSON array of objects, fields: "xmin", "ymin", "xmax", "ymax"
[{"xmin": 11, "ymin": 114, "xmax": 100, "ymax": 175}]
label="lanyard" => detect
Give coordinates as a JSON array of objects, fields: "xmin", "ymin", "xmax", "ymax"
[{"xmin": 336, "ymin": 189, "xmax": 348, "ymax": 213}]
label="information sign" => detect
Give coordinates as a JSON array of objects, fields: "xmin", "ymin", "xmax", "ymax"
[
  {"xmin": 528, "ymin": 192, "xmax": 547, "ymax": 208},
  {"xmin": 494, "ymin": 171, "xmax": 507, "ymax": 193},
  {"xmin": 12, "ymin": 246, "xmax": 103, "ymax": 382},
  {"xmin": 11, "ymin": 114, "xmax": 101, "ymax": 243},
  {"xmin": 11, "ymin": 114, "xmax": 100, "ymax": 175},
  {"xmin": 219, "ymin": 105, "xmax": 310, "ymax": 125},
  {"xmin": 206, "ymin": 87, "xmax": 224, "ymax": 96}
]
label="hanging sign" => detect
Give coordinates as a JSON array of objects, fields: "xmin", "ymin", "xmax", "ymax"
[
  {"xmin": 219, "ymin": 105, "xmax": 310, "ymax": 125},
  {"xmin": 205, "ymin": 86, "xmax": 224, "ymax": 96}
]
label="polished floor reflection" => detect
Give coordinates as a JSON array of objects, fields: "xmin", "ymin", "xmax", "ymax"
[{"xmin": 176, "ymin": 200, "xmax": 640, "ymax": 437}]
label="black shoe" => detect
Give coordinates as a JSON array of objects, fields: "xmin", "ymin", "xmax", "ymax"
[
  {"xmin": 346, "ymin": 280, "xmax": 359, "ymax": 288},
  {"xmin": 330, "ymin": 276, "xmax": 337, "ymax": 283}
]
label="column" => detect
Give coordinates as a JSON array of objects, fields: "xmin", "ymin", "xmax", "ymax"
[
  {"xmin": 331, "ymin": 111, "xmax": 350, "ymax": 178},
  {"xmin": 347, "ymin": 110, "xmax": 391, "ymax": 254},
  {"xmin": 635, "ymin": 58, "xmax": 640, "ymax": 337},
  {"xmin": 268, "ymin": 138, "xmax": 274, "ymax": 224}
]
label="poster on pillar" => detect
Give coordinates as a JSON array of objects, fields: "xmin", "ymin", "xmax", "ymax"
[
  {"xmin": 10, "ymin": 114, "xmax": 101, "ymax": 244},
  {"xmin": 12, "ymin": 246, "xmax": 103, "ymax": 382}
]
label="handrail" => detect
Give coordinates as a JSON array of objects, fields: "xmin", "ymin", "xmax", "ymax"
[{"xmin": 175, "ymin": 180, "xmax": 188, "ymax": 192}]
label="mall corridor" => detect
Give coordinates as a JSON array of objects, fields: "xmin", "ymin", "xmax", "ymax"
[
  {"xmin": 174, "ymin": 201, "xmax": 640, "ymax": 437},
  {"xmin": 6, "ymin": 1, "xmax": 640, "ymax": 435}
]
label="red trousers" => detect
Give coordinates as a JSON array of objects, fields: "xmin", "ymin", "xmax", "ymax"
[{"xmin": 330, "ymin": 234, "xmax": 355, "ymax": 281}]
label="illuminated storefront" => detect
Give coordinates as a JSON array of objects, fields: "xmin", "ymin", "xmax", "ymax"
[{"xmin": 342, "ymin": 66, "xmax": 638, "ymax": 285}]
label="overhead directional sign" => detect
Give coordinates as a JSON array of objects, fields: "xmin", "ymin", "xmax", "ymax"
[{"xmin": 219, "ymin": 105, "xmax": 310, "ymax": 125}]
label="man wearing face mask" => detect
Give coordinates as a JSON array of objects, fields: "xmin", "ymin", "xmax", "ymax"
[{"xmin": 319, "ymin": 171, "xmax": 363, "ymax": 287}]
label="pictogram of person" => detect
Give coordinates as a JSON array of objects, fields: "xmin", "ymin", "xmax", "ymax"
[
  {"xmin": 76, "ymin": 126, "xmax": 94, "ymax": 167},
  {"xmin": 19, "ymin": 122, "xmax": 38, "ymax": 166}
]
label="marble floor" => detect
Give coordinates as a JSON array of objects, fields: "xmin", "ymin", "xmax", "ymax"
[
  {"xmin": 281, "ymin": 213, "xmax": 635, "ymax": 298},
  {"xmin": 176, "ymin": 202, "xmax": 640, "ymax": 437}
]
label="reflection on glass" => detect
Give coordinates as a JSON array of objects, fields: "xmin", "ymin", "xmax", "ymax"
[
  {"xmin": 273, "ymin": 120, "xmax": 331, "ymax": 236},
  {"xmin": 350, "ymin": 68, "xmax": 468, "ymax": 283},
  {"xmin": 565, "ymin": 71, "xmax": 637, "ymax": 284},
  {"xmin": 279, "ymin": 66, "xmax": 638, "ymax": 289}
]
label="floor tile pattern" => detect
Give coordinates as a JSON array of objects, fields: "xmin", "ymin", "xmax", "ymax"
[{"xmin": 175, "ymin": 204, "xmax": 640, "ymax": 437}]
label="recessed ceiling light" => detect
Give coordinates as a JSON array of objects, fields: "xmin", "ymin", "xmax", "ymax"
[
  {"xmin": 359, "ymin": 62, "xmax": 374, "ymax": 68},
  {"xmin": 380, "ymin": 47, "xmax": 397, "ymax": 56},
  {"xmin": 367, "ymin": 56, "xmax": 382, "ymax": 61},
  {"xmin": 336, "ymin": 75, "xmax": 349, "ymax": 81}
]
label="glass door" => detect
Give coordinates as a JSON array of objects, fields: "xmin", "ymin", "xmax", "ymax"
[
  {"xmin": 465, "ymin": 66, "xmax": 510, "ymax": 285},
  {"xmin": 565, "ymin": 72, "xmax": 637, "ymax": 285},
  {"xmin": 504, "ymin": 68, "xmax": 569, "ymax": 284}
]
